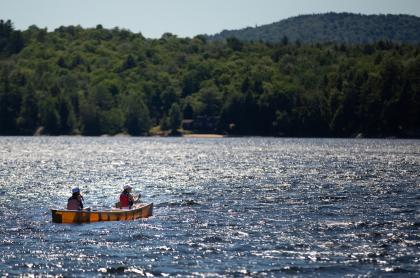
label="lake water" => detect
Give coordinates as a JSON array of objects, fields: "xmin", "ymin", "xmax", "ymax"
[{"xmin": 0, "ymin": 137, "xmax": 418, "ymax": 277}]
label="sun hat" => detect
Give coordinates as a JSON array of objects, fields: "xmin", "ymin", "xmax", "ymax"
[{"xmin": 72, "ymin": 187, "xmax": 80, "ymax": 194}]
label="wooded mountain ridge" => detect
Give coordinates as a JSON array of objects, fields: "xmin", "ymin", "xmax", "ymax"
[{"xmin": 208, "ymin": 13, "xmax": 420, "ymax": 44}]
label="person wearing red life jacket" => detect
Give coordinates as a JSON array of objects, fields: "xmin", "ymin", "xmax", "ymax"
[
  {"xmin": 120, "ymin": 185, "xmax": 135, "ymax": 209},
  {"xmin": 67, "ymin": 187, "xmax": 84, "ymax": 210}
]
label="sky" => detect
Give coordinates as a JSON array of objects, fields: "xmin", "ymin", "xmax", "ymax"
[{"xmin": 1, "ymin": 0, "xmax": 420, "ymax": 38}]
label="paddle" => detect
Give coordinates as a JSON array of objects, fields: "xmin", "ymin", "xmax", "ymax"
[{"xmin": 134, "ymin": 193, "xmax": 142, "ymax": 204}]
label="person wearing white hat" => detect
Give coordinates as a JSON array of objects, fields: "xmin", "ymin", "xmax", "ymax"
[
  {"xmin": 67, "ymin": 187, "xmax": 84, "ymax": 210},
  {"xmin": 119, "ymin": 185, "xmax": 135, "ymax": 209}
]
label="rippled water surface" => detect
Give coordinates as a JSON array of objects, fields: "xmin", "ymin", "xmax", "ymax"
[{"xmin": 0, "ymin": 137, "xmax": 419, "ymax": 277}]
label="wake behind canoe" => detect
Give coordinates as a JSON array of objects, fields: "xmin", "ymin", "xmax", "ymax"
[{"xmin": 51, "ymin": 203, "xmax": 153, "ymax": 224}]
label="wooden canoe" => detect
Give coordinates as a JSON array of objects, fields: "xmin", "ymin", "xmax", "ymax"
[{"xmin": 51, "ymin": 203, "xmax": 153, "ymax": 224}]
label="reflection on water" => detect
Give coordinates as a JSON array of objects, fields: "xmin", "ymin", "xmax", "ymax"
[{"xmin": 0, "ymin": 137, "xmax": 419, "ymax": 276}]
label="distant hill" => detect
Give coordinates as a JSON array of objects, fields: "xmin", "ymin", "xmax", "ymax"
[{"xmin": 208, "ymin": 13, "xmax": 420, "ymax": 44}]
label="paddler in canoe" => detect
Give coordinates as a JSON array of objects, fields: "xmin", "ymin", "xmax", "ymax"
[
  {"xmin": 119, "ymin": 185, "xmax": 142, "ymax": 209},
  {"xmin": 67, "ymin": 187, "xmax": 85, "ymax": 210},
  {"xmin": 67, "ymin": 187, "xmax": 91, "ymax": 211}
]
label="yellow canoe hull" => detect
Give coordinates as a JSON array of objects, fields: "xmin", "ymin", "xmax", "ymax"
[{"xmin": 51, "ymin": 203, "xmax": 153, "ymax": 224}]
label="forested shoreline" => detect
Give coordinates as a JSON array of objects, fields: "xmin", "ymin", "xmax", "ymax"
[{"xmin": 0, "ymin": 20, "xmax": 419, "ymax": 137}]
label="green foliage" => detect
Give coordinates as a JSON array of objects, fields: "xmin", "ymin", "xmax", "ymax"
[
  {"xmin": 226, "ymin": 37, "xmax": 243, "ymax": 51},
  {"xmin": 0, "ymin": 19, "xmax": 419, "ymax": 137},
  {"xmin": 209, "ymin": 13, "xmax": 420, "ymax": 44},
  {"xmin": 16, "ymin": 85, "xmax": 38, "ymax": 134},
  {"xmin": 39, "ymin": 98, "xmax": 60, "ymax": 135},
  {"xmin": 124, "ymin": 92, "xmax": 151, "ymax": 135},
  {"xmin": 168, "ymin": 103, "xmax": 182, "ymax": 131},
  {"xmin": 0, "ymin": 19, "xmax": 25, "ymax": 56}
]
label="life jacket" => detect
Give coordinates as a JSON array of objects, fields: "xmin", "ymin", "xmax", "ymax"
[
  {"xmin": 120, "ymin": 193, "xmax": 132, "ymax": 208},
  {"xmin": 67, "ymin": 196, "xmax": 83, "ymax": 210}
]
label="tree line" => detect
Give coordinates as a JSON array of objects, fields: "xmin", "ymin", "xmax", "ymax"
[
  {"xmin": 0, "ymin": 20, "xmax": 419, "ymax": 137},
  {"xmin": 209, "ymin": 13, "xmax": 420, "ymax": 44}
]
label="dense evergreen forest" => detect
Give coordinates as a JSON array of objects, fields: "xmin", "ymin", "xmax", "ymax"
[
  {"xmin": 209, "ymin": 13, "xmax": 420, "ymax": 44},
  {"xmin": 0, "ymin": 19, "xmax": 419, "ymax": 137}
]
